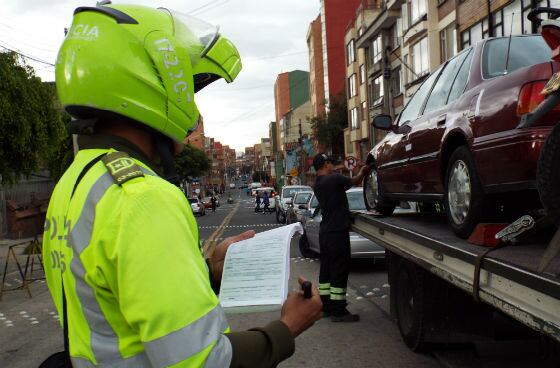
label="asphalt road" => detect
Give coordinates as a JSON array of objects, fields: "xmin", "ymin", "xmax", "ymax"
[{"xmin": 0, "ymin": 187, "xmax": 557, "ymax": 367}]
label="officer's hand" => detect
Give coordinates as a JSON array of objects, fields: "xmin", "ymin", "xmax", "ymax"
[
  {"xmin": 280, "ymin": 277, "xmax": 322, "ymax": 337},
  {"xmin": 210, "ymin": 230, "xmax": 255, "ymax": 285}
]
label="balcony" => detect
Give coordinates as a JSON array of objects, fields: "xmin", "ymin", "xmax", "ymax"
[
  {"xmin": 356, "ymin": 7, "xmax": 400, "ymax": 48},
  {"xmin": 350, "ymin": 128, "xmax": 361, "ymax": 142}
]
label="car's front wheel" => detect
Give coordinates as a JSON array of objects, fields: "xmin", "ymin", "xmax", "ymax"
[
  {"xmin": 276, "ymin": 208, "xmax": 285, "ymax": 223},
  {"xmin": 444, "ymin": 146, "xmax": 485, "ymax": 238},
  {"xmin": 363, "ymin": 167, "xmax": 396, "ymax": 216}
]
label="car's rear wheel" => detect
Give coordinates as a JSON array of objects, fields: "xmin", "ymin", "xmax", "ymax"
[
  {"xmin": 299, "ymin": 234, "xmax": 317, "ymax": 258},
  {"xmin": 537, "ymin": 123, "xmax": 560, "ymax": 226},
  {"xmin": 363, "ymin": 167, "xmax": 396, "ymax": 216},
  {"xmin": 444, "ymin": 146, "xmax": 485, "ymax": 238}
]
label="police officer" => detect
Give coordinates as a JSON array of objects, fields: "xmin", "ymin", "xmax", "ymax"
[
  {"xmin": 43, "ymin": 4, "xmax": 321, "ymax": 367},
  {"xmin": 312, "ymin": 154, "xmax": 370, "ymax": 322}
]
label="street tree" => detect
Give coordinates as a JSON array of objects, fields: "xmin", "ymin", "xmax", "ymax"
[
  {"xmin": 0, "ymin": 52, "xmax": 67, "ymax": 185},
  {"xmin": 311, "ymin": 92, "xmax": 347, "ymax": 155},
  {"xmin": 175, "ymin": 143, "xmax": 210, "ymax": 185}
]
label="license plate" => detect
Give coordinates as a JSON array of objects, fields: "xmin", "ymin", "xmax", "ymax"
[{"xmin": 542, "ymin": 72, "xmax": 560, "ymax": 95}]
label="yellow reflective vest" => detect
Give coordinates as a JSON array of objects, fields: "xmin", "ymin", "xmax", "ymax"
[{"xmin": 43, "ymin": 148, "xmax": 231, "ymax": 367}]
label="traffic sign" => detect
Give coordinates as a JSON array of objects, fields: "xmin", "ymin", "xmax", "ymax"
[
  {"xmin": 344, "ymin": 156, "xmax": 357, "ymax": 170},
  {"xmin": 290, "ymin": 168, "xmax": 299, "ymax": 177}
]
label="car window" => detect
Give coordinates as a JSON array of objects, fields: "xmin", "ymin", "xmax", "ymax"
[
  {"xmin": 310, "ymin": 195, "xmax": 319, "ymax": 208},
  {"xmin": 347, "ymin": 191, "xmax": 366, "ymax": 211},
  {"xmin": 282, "ymin": 187, "xmax": 311, "ymax": 198},
  {"xmin": 483, "ymin": 36, "xmax": 550, "ymax": 79},
  {"xmin": 424, "ymin": 50, "xmax": 470, "ymax": 113},
  {"xmin": 447, "ymin": 50, "xmax": 474, "ymax": 103},
  {"xmin": 294, "ymin": 192, "xmax": 311, "ymax": 204},
  {"xmin": 188, "ymin": 198, "xmax": 198, "ymax": 204},
  {"xmin": 398, "ymin": 66, "xmax": 442, "ymax": 126}
]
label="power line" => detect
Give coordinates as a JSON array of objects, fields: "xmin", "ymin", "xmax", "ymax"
[
  {"xmin": 187, "ymin": 0, "xmax": 222, "ymax": 14},
  {"xmin": 0, "ymin": 40, "xmax": 55, "ymax": 66},
  {"xmin": 190, "ymin": 0, "xmax": 229, "ymax": 15}
]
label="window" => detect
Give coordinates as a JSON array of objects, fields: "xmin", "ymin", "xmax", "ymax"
[
  {"xmin": 348, "ymin": 74, "xmax": 357, "ymax": 97},
  {"xmin": 347, "ymin": 39, "xmax": 355, "ymax": 65},
  {"xmin": 461, "ymin": 19, "xmax": 489, "ymax": 49},
  {"xmin": 409, "ymin": 0, "xmax": 426, "ymax": 24},
  {"xmin": 424, "ymin": 50, "xmax": 470, "ymax": 113},
  {"xmin": 361, "ymin": 101, "xmax": 367, "ymax": 121},
  {"xmin": 373, "ymin": 35, "xmax": 382, "ymax": 64},
  {"xmin": 411, "ymin": 37, "xmax": 429, "ymax": 79},
  {"xmin": 359, "ymin": 64, "xmax": 366, "ymax": 84},
  {"xmin": 372, "ymin": 76, "xmax": 384, "ymax": 106},
  {"xmin": 398, "ymin": 66, "xmax": 442, "ymax": 125},
  {"xmin": 448, "ymin": 50, "xmax": 474, "ymax": 103},
  {"xmin": 351, "ymin": 107, "xmax": 359, "ymax": 129},
  {"xmin": 440, "ymin": 25, "xmax": 457, "ymax": 63},
  {"xmin": 391, "ymin": 66, "xmax": 402, "ymax": 96},
  {"xmin": 482, "ymin": 36, "xmax": 550, "ymax": 78}
]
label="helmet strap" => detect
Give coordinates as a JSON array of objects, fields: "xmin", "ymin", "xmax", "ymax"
[{"xmin": 154, "ymin": 134, "xmax": 180, "ymax": 186}]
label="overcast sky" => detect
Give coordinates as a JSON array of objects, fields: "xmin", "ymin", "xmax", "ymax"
[{"xmin": 0, "ymin": 0, "xmax": 320, "ymax": 151}]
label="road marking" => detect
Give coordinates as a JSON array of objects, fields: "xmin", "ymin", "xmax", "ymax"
[{"xmin": 202, "ymin": 202, "xmax": 240, "ymax": 258}]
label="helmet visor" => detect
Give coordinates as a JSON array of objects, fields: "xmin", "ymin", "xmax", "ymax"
[{"xmin": 159, "ymin": 8, "xmax": 219, "ymax": 57}]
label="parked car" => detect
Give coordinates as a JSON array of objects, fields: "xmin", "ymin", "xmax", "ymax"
[
  {"xmin": 365, "ymin": 34, "xmax": 560, "ymax": 238},
  {"xmin": 202, "ymin": 196, "xmax": 220, "ymax": 209},
  {"xmin": 299, "ymin": 188, "xmax": 385, "ymax": 260},
  {"xmin": 286, "ymin": 190, "xmax": 313, "ymax": 224},
  {"xmin": 188, "ymin": 197, "xmax": 205, "ymax": 216},
  {"xmin": 229, "ymin": 183, "xmax": 236, "ymax": 189},
  {"xmin": 276, "ymin": 185, "xmax": 312, "ymax": 223}
]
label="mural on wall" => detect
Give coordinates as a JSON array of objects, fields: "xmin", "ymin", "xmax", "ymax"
[{"xmin": 284, "ymin": 150, "xmax": 298, "ymax": 174}]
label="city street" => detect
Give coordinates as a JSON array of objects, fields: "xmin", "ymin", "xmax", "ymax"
[{"xmin": 0, "ymin": 187, "xmax": 555, "ymax": 367}]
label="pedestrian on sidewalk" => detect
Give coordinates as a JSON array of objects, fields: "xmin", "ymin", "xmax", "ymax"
[
  {"xmin": 313, "ymin": 153, "xmax": 371, "ymax": 322},
  {"xmin": 262, "ymin": 191, "xmax": 270, "ymax": 214},
  {"xmin": 42, "ymin": 5, "xmax": 322, "ymax": 367}
]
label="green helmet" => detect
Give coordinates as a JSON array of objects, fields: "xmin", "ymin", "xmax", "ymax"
[{"xmin": 56, "ymin": 3, "xmax": 242, "ymax": 142}]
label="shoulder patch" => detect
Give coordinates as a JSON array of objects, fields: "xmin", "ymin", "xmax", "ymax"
[{"xmin": 101, "ymin": 151, "xmax": 145, "ymax": 185}]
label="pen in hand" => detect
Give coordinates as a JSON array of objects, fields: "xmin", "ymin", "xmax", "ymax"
[{"xmin": 301, "ymin": 281, "xmax": 312, "ymax": 299}]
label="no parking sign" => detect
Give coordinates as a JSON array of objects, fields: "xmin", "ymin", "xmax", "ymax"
[{"xmin": 344, "ymin": 156, "xmax": 357, "ymax": 170}]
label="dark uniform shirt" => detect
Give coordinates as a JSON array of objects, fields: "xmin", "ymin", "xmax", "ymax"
[{"xmin": 314, "ymin": 173, "xmax": 353, "ymax": 233}]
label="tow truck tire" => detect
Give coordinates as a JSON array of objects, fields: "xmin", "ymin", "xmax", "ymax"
[
  {"xmin": 299, "ymin": 234, "xmax": 317, "ymax": 258},
  {"xmin": 395, "ymin": 260, "xmax": 427, "ymax": 352},
  {"xmin": 537, "ymin": 123, "xmax": 560, "ymax": 226},
  {"xmin": 363, "ymin": 168, "xmax": 396, "ymax": 216},
  {"xmin": 444, "ymin": 146, "xmax": 485, "ymax": 239}
]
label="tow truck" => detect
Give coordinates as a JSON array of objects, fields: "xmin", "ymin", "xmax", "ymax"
[{"xmin": 351, "ymin": 212, "xmax": 560, "ymax": 352}]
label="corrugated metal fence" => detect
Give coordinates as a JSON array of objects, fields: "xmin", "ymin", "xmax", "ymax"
[{"xmin": 0, "ymin": 173, "xmax": 55, "ymax": 238}]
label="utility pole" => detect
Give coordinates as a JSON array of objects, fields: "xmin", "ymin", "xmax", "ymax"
[{"xmin": 298, "ymin": 119, "xmax": 304, "ymax": 184}]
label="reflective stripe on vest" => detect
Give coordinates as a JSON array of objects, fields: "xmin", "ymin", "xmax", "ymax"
[{"xmin": 72, "ymin": 353, "xmax": 151, "ymax": 368}]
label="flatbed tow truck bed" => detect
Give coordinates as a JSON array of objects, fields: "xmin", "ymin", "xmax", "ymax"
[{"xmin": 351, "ymin": 212, "xmax": 560, "ymax": 346}]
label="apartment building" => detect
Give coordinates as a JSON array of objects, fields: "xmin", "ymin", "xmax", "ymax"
[
  {"xmin": 184, "ymin": 116, "xmax": 205, "ymax": 150},
  {"xmin": 344, "ymin": 0, "xmax": 381, "ymax": 160}
]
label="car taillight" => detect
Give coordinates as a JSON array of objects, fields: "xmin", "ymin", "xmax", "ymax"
[{"xmin": 517, "ymin": 81, "xmax": 547, "ymax": 116}]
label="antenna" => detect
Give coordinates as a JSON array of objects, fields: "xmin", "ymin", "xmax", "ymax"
[{"xmin": 504, "ymin": 12, "xmax": 515, "ymax": 75}]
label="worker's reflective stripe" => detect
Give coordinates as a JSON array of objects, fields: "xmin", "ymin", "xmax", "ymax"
[
  {"xmin": 144, "ymin": 304, "xmax": 229, "ymax": 367},
  {"xmin": 203, "ymin": 335, "xmax": 233, "ymax": 368},
  {"xmin": 330, "ymin": 294, "xmax": 346, "ymax": 300},
  {"xmin": 68, "ymin": 173, "xmax": 122, "ymax": 363},
  {"xmin": 330, "ymin": 287, "xmax": 345, "ymax": 294},
  {"xmin": 71, "ymin": 352, "xmax": 151, "ymax": 368},
  {"xmin": 319, "ymin": 283, "xmax": 331, "ymax": 295},
  {"xmin": 330, "ymin": 287, "xmax": 346, "ymax": 300}
]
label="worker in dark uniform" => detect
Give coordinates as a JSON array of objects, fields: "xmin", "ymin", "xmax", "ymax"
[{"xmin": 313, "ymin": 153, "xmax": 371, "ymax": 322}]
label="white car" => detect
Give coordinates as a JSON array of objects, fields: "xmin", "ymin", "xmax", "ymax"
[
  {"xmin": 276, "ymin": 185, "xmax": 312, "ymax": 223},
  {"xmin": 255, "ymin": 187, "xmax": 277, "ymax": 211},
  {"xmin": 229, "ymin": 183, "xmax": 236, "ymax": 189},
  {"xmin": 188, "ymin": 198, "xmax": 205, "ymax": 216}
]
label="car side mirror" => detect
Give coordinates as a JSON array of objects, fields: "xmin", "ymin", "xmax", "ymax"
[
  {"xmin": 372, "ymin": 114, "xmax": 393, "ymax": 130},
  {"xmin": 298, "ymin": 204, "xmax": 307, "ymax": 210}
]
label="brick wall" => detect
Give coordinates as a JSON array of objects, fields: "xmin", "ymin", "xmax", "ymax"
[
  {"xmin": 457, "ymin": 0, "xmax": 488, "ymax": 32},
  {"xmin": 438, "ymin": 0, "xmax": 456, "ymax": 22}
]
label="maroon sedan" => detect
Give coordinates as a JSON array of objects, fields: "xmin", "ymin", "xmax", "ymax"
[{"xmin": 365, "ymin": 35, "xmax": 559, "ymax": 238}]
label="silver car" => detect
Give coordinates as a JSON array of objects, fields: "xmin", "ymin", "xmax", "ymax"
[
  {"xmin": 188, "ymin": 198, "xmax": 205, "ymax": 216},
  {"xmin": 299, "ymin": 187, "xmax": 385, "ymax": 260},
  {"xmin": 276, "ymin": 185, "xmax": 312, "ymax": 223},
  {"xmin": 286, "ymin": 191, "xmax": 313, "ymax": 224}
]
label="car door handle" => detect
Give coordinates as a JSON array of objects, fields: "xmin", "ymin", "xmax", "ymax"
[{"xmin": 436, "ymin": 114, "xmax": 446, "ymax": 126}]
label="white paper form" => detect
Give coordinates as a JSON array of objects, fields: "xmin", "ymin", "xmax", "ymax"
[{"xmin": 219, "ymin": 223, "xmax": 303, "ymax": 312}]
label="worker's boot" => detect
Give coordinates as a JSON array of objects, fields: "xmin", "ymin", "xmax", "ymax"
[
  {"xmin": 320, "ymin": 295, "xmax": 331, "ymax": 318},
  {"xmin": 330, "ymin": 300, "xmax": 359, "ymax": 322}
]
